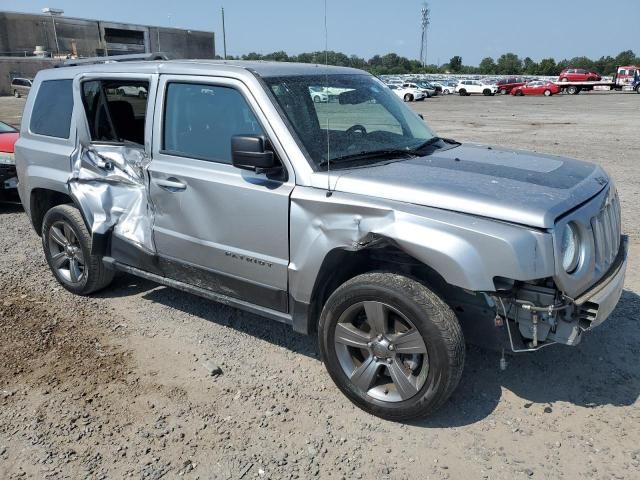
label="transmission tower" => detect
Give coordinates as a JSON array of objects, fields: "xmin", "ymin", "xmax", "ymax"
[{"xmin": 419, "ymin": 3, "xmax": 430, "ymax": 67}]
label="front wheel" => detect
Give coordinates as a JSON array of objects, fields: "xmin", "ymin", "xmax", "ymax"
[
  {"xmin": 318, "ymin": 272, "xmax": 465, "ymax": 421},
  {"xmin": 403, "ymin": 94, "xmax": 413, "ymax": 102},
  {"xmin": 458, "ymin": 89, "xmax": 466, "ymax": 96},
  {"xmin": 544, "ymin": 89, "xmax": 552, "ymax": 97},
  {"xmin": 636, "ymin": 85, "xmax": 640, "ymax": 94},
  {"xmin": 42, "ymin": 204, "xmax": 114, "ymax": 295},
  {"xmin": 13, "ymin": 90, "xmax": 20, "ymax": 98}
]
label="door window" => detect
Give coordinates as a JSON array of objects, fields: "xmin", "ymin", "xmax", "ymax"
[
  {"xmin": 162, "ymin": 83, "xmax": 264, "ymax": 164},
  {"xmin": 81, "ymin": 79, "xmax": 149, "ymax": 144}
]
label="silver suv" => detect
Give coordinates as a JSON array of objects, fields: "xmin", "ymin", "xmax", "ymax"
[{"xmin": 15, "ymin": 57, "xmax": 627, "ymax": 421}]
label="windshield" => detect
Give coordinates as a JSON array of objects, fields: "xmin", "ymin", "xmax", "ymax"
[
  {"xmin": 0, "ymin": 121, "xmax": 17, "ymax": 133},
  {"xmin": 264, "ymin": 74, "xmax": 435, "ymax": 169}
]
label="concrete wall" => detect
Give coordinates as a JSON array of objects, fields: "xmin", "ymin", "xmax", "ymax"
[
  {"xmin": 0, "ymin": 11, "xmax": 215, "ymax": 95},
  {"xmin": 0, "ymin": 57, "xmax": 60, "ymax": 96}
]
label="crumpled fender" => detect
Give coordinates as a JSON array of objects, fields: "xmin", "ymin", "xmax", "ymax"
[{"xmin": 289, "ymin": 187, "xmax": 555, "ymax": 304}]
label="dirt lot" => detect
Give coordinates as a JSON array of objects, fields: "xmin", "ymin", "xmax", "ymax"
[{"xmin": 1, "ymin": 92, "xmax": 639, "ymax": 480}]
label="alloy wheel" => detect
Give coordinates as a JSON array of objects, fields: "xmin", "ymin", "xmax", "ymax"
[
  {"xmin": 47, "ymin": 220, "xmax": 86, "ymax": 285},
  {"xmin": 333, "ymin": 301, "xmax": 429, "ymax": 402}
]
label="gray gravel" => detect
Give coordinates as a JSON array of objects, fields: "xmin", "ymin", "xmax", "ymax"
[{"xmin": 1, "ymin": 92, "xmax": 639, "ymax": 479}]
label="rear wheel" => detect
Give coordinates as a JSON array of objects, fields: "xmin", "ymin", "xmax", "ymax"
[
  {"xmin": 544, "ymin": 89, "xmax": 552, "ymax": 97},
  {"xmin": 403, "ymin": 94, "xmax": 413, "ymax": 102},
  {"xmin": 458, "ymin": 89, "xmax": 466, "ymax": 96},
  {"xmin": 318, "ymin": 272, "xmax": 465, "ymax": 421},
  {"xmin": 567, "ymin": 85, "xmax": 580, "ymax": 95},
  {"xmin": 561, "ymin": 77, "xmax": 569, "ymax": 82},
  {"xmin": 13, "ymin": 90, "xmax": 20, "ymax": 98},
  {"xmin": 636, "ymin": 85, "xmax": 640, "ymax": 94},
  {"xmin": 42, "ymin": 204, "xmax": 114, "ymax": 295}
]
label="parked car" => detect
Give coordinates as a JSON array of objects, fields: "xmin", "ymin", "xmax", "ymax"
[
  {"xmin": 559, "ymin": 68, "xmax": 602, "ymax": 82},
  {"xmin": 0, "ymin": 120, "xmax": 19, "ymax": 199},
  {"xmin": 402, "ymin": 82, "xmax": 435, "ymax": 98},
  {"xmin": 309, "ymin": 86, "xmax": 329, "ymax": 103},
  {"xmin": 496, "ymin": 77, "xmax": 526, "ymax": 94},
  {"xmin": 116, "ymin": 85, "xmax": 148, "ymax": 98},
  {"xmin": 388, "ymin": 84, "xmax": 426, "ymax": 101},
  {"xmin": 511, "ymin": 81, "xmax": 561, "ymax": 96},
  {"xmin": 432, "ymin": 81, "xmax": 456, "ymax": 95},
  {"xmin": 15, "ymin": 58, "xmax": 626, "ymax": 421},
  {"xmin": 455, "ymin": 80, "xmax": 498, "ymax": 96},
  {"xmin": 10, "ymin": 78, "xmax": 32, "ymax": 98}
]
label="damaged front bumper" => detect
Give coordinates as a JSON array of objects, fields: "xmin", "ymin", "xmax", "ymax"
[{"xmin": 498, "ymin": 236, "xmax": 628, "ymax": 351}]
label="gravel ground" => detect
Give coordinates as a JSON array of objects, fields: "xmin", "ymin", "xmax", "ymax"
[{"xmin": 1, "ymin": 92, "xmax": 639, "ymax": 480}]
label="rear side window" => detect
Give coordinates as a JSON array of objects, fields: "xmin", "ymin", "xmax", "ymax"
[
  {"xmin": 81, "ymin": 80, "xmax": 149, "ymax": 145},
  {"xmin": 30, "ymin": 79, "xmax": 73, "ymax": 139},
  {"xmin": 162, "ymin": 83, "xmax": 264, "ymax": 164}
]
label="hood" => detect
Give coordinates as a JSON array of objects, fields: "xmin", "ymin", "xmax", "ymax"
[{"xmin": 314, "ymin": 144, "xmax": 609, "ymax": 228}]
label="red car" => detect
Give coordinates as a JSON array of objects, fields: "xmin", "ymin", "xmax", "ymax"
[
  {"xmin": 496, "ymin": 77, "xmax": 526, "ymax": 94},
  {"xmin": 559, "ymin": 68, "xmax": 602, "ymax": 82},
  {"xmin": 511, "ymin": 81, "xmax": 561, "ymax": 96},
  {"xmin": 0, "ymin": 120, "xmax": 20, "ymax": 200}
]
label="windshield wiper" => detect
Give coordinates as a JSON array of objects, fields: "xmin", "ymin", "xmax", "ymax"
[
  {"xmin": 318, "ymin": 148, "xmax": 415, "ymax": 168},
  {"xmin": 410, "ymin": 136, "xmax": 461, "ymax": 153}
]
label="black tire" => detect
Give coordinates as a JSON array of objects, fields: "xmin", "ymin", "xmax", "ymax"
[
  {"xmin": 403, "ymin": 94, "xmax": 413, "ymax": 102},
  {"xmin": 560, "ymin": 77, "xmax": 569, "ymax": 82},
  {"xmin": 13, "ymin": 90, "xmax": 20, "ymax": 98},
  {"xmin": 318, "ymin": 272, "xmax": 465, "ymax": 421},
  {"xmin": 117, "ymin": 88, "xmax": 125, "ymax": 96},
  {"xmin": 544, "ymin": 89, "xmax": 552, "ymax": 97},
  {"xmin": 313, "ymin": 95, "xmax": 321, "ymax": 103},
  {"xmin": 636, "ymin": 85, "xmax": 640, "ymax": 94},
  {"xmin": 483, "ymin": 89, "xmax": 491, "ymax": 96},
  {"xmin": 42, "ymin": 204, "xmax": 114, "ymax": 295},
  {"xmin": 458, "ymin": 89, "xmax": 466, "ymax": 96},
  {"xmin": 567, "ymin": 85, "xmax": 580, "ymax": 95}
]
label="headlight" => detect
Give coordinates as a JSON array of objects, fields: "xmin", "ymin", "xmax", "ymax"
[
  {"xmin": 0, "ymin": 152, "xmax": 15, "ymax": 165},
  {"xmin": 561, "ymin": 222, "xmax": 580, "ymax": 273}
]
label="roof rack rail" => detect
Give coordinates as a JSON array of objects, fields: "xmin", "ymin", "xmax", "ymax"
[{"xmin": 61, "ymin": 52, "xmax": 171, "ymax": 67}]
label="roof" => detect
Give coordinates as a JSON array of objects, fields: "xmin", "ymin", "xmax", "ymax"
[{"xmin": 48, "ymin": 59, "xmax": 367, "ymax": 79}]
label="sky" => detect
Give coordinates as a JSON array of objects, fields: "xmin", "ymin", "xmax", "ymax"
[{"xmin": 11, "ymin": 0, "xmax": 640, "ymax": 65}]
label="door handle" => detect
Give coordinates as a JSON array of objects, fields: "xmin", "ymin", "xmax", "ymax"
[{"xmin": 155, "ymin": 177, "xmax": 187, "ymax": 192}]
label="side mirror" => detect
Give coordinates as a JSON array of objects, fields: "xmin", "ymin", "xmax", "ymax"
[{"xmin": 231, "ymin": 135, "xmax": 277, "ymax": 173}]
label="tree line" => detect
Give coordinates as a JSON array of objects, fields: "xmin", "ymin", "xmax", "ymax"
[{"xmin": 217, "ymin": 50, "xmax": 639, "ymax": 76}]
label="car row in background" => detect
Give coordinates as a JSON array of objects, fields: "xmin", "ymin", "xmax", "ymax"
[{"xmin": 0, "ymin": 120, "xmax": 19, "ymax": 201}]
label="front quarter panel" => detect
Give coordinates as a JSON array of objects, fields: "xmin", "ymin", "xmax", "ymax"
[{"xmin": 289, "ymin": 187, "xmax": 555, "ymax": 304}]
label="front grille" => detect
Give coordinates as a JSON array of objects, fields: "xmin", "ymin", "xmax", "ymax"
[{"xmin": 591, "ymin": 188, "xmax": 621, "ymax": 276}]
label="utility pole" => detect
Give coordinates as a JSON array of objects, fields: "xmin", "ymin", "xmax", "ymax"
[
  {"xmin": 419, "ymin": 3, "xmax": 430, "ymax": 68},
  {"xmin": 221, "ymin": 7, "xmax": 227, "ymax": 60}
]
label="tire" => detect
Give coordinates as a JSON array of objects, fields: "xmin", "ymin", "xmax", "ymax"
[
  {"xmin": 544, "ymin": 89, "xmax": 552, "ymax": 97},
  {"xmin": 403, "ymin": 94, "xmax": 413, "ymax": 102},
  {"xmin": 117, "ymin": 88, "xmax": 125, "ymax": 96},
  {"xmin": 13, "ymin": 90, "xmax": 20, "ymax": 98},
  {"xmin": 318, "ymin": 272, "xmax": 465, "ymax": 421},
  {"xmin": 567, "ymin": 85, "xmax": 580, "ymax": 95},
  {"xmin": 458, "ymin": 89, "xmax": 466, "ymax": 96},
  {"xmin": 516, "ymin": 90, "xmax": 523, "ymax": 96},
  {"xmin": 636, "ymin": 85, "xmax": 640, "ymax": 94},
  {"xmin": 483, "ymin": 89, "xmax": 491, "ymax": 96},
  {"xmin": 443, "ymin": 89, "xmax": 450, "ymax": 95},
  {"xmin": 560, "ymin": 77, "xmax": 569, "ymax": 82},
  {"xmin": 500, "ymin": 89, "xmax": 507, "ymax": 95},
  {"xmin": 313, "ymin": 95, "xmax": 321, "ymax": 103},
  {"xmin": 42, "ymin": 204, "xmax": 114, "ymax": 295}
]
